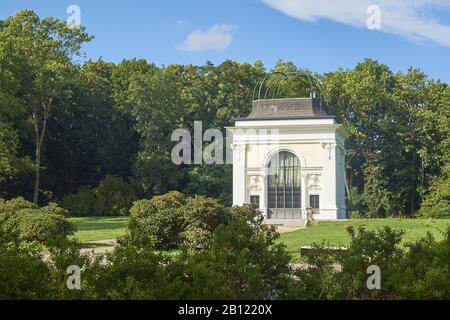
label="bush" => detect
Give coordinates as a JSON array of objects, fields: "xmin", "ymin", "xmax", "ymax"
[
  {"xmin": 0, "ymin": 197, "xmax": 76, "ymax": 244},
  {"xmin": 128, "ymin": 191, "xmax": 186, "ymax": 249},
  {"xmin": 0, "ymin": 237, "xmax": 93, "ymax": 300},
  {"xmin": 180, "ymin": 196, "xmax": 227, "ymax": 248},
  {"xmin": 289, "ymin": 225, "xmax": 450, "ymax": 300},
  {"xmin": 0, "ymin": 241, "xmax": 54, "ymax": 299},
  {"xmin": 62, "ymin": 187, "xmax": 96, "ymax": 216},
  {"xmin": 188, "ymin": 208, "xmax": 291, "ymax": 299},
  {"xmin": 94, "ymin": 176, "xmax": 137, "ymax": 216},
  {"xmin": 419, "ymin": 163, "xmax": 450, "ymax": 218},
  {"xmin": 129, "ymin": 192, "xmax": 232, "ymax": 250},
  {"xmin": 392, "ymin": 228, "xmax": 450, "ymax": 299},
  {"xmin": 81, "ymin": 241, "xmax": 172, "ymax": 299},
  {"xmin": 83, "ymin": 205, "xmax": 292, "ymax": 300},
  {"xmin": 336, "ymin": 226, "xmax": 405, "ymax": 299}
]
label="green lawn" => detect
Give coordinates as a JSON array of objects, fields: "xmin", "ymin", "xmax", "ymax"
[
  {"xmin": 69, "ymin": 216, "xmax": 129, "ymax": 243},
  {"xmin": 69, "ymin": 216, "xmax": 450, "ymax": 262},
  {"xmin": 279, "ymin": 218, "xmax": 450, "ymax": 262}
]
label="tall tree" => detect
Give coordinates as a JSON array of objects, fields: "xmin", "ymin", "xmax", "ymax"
[
  {"xmin": 0, "ymin": 10, "xmax": 91, "ymax": 203},
  {"xmin": 322, "ymin": 59, "xmax": 449, "ymax": 216}
]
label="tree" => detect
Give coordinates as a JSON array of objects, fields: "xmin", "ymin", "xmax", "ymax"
[
  {"xmin": 0, "ymin": 10, "xmax": 92, "ymax": 203},
  {"xmin": 0, "ymin": 30, "xmax": 33, "ymax": 195},
  {"xmin": 45, "ymin": 60, "xmax": 138, "ymax": 196},
  {"xmin": 322, "ymin": 59, "xmax": 449, "ymax": 216},
  {"xmin": 127, "ymin": 64, "xmax": 188, "ymax": 195}
]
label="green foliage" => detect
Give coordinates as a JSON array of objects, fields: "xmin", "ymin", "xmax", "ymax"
[
  {"xmin": 1, "ymin": 204, "xmax": 449, "ymax": 299},
  {"xmin": 128, "ymin": 193, "xmax": 269, "ymax": 251},
  {"xmin": 129, "ymin": 191, "xmax": 232, "ymax": 249},
  {"xmin": 0, "ymin": 241, "xmax": 54, "ymax": 299},
  {"xmin": 62, "ymin": 187, "xmax": 96, "ymax": 216},
  {"xmin": 191, "ymin": 209, "xmax": 291, "ymax": 299},
  {"xmin": 0, "ymin": 122, "xmax": 33, "ymax": 189},
  {"xmin": 419, "ymin": 163, "xmax": 450, "ymax": 218},
  {"xmin": 0, "ymin": 197, "xmax": 75, "ymax": 244},
  {"xmin": 44, "ymin": 60, "xmax": 138, "ymax": 199},
  {"xmin": 289, "ymin": 225, "xmax": 450, "ymax": 299},
  {"xmin": 62, "ymin": 176, "xmax": 137, "ymax": 216},
  {"xmin": 336, "ymin": 226, "xmax": 405, "ymax": 299},
  {"xmin": 288, "ymin": 243, "xmax": 342, "ymax": 299},
  {"xmin": 322, "ymin": 59, "xmax": 450, "ymax": 216},
  {"xmin": 94, "ymin": 176, "xmax": 137, "ymax": 216},
  {"xmin": 80, "ymin": 204, "xmax": 292, "ymax": 300},
  {"xmin": 81, "ymin": 241, "xmax": 171, "ymax": 299},
  {"xmin": 0, "ymin": 236, "xmax": 94, "ymax": 300},
  {"xmin": 128, "ymin": 191, "xmax": 186, "ymax": 249},
  {"xmin": 180, "ymin": 196, "xmax": 227, "ymax": 248},
  {"xmin": 184, "ymin": 165, "xmax": 232, "ymax": 205},
  {"xmin": 0, "ymin": 9, "xmax": 92, "ymax": 203},
  {"xmin": 1, "ymin": 9, "xmax": 448, "ymax": 220},
  {"xmin": 393, "ymin": 228, "xmax": 450, "ymax": 299}
]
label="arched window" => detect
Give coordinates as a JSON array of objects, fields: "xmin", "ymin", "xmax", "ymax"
[{"xmin": 267, "ymin": 151, "xmax": 301, "ymax": 219}]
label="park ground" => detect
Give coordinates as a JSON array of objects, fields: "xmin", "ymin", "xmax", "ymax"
[{"xmin": 69, "ymin": 216, "xmax": 450, "ymax": 261}]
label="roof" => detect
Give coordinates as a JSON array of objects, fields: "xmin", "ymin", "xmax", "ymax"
[{"xmin": 237, "ymin": 97, "xmax": 334, "ymax": 121}]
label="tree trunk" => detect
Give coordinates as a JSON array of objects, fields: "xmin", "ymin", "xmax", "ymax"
[
  {"xmin": 344, "ymin": 164, "xmax": 352, "ymax": 203},
  {"xmin": 32, "ymin": 98, "xmax": 52, "ymax": 204},
  {"xmin": 33, "ymin": 144, "xmax": 41, "ymax": 204}
]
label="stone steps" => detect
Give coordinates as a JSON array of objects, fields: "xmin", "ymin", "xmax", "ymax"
[{"xmin": 263, "ymin": 219, "xmax": 306, "ymax": 227}]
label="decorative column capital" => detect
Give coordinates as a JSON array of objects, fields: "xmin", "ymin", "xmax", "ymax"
[
  {"xmin": 232, "ymin": 143, "xmax": 247, "ymax": 162},
  {"xmin": 321, "ymin": 142, "xmax": 336, "ymax": 160}
]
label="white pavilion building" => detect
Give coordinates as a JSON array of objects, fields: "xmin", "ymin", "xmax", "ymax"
[{"xmin": 227, "ymin": 95, "xmax": 349, "ymax": 225}]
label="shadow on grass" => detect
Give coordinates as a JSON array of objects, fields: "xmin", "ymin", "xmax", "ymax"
[{"xmin": 70, "ymin": 216, "xmax": 129, "ymax": 231}]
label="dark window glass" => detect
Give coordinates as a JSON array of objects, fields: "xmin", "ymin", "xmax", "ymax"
[
  {"xmin": 267, "ymin": 151, "xmax": 301, "ymax": 209},
  {"xmin": 250, "ymin": 195, "xmax": 260, "ymax": 208},
  {"xmin": 310, "ymin": 195, "xmax": 320, "ymax": 209}
]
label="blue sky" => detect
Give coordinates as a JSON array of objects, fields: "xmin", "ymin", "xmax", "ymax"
[{"xmin": 1, "ymin": 0, "xmax": 450, "ymax": 82}]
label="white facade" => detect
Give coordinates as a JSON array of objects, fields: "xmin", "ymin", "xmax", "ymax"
[{"xmin": 227, "ymin": 117, "xmax": 348, "ymax": 222}]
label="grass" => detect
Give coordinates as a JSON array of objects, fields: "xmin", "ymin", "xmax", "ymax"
[
  {"xmin": 69, "ymin": 216, "xmax": 129, "ymax": 244},
  {"xmin": 69, "ymin": 216, "xmax": 450, "ymax": 262},
  {"xmin": 279, "ymin": 218, "xmax": 450, "ymax": 262}
]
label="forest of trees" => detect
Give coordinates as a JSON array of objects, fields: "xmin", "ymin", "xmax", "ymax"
[{"xmin": 1, "ymin": 10, "xmax": 449, "ymax": 218}]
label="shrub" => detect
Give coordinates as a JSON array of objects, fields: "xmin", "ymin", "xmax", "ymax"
[
  {"xmin": 335, "ymin": 226, "xmax": 405, "ymax": 299},
  {"xmin": 0, "ymin": 241, "xmax": 54, "ymax": 299},
  {"xmin": 175, "ymin": 211, "xmax": 292, "ymax": 299},
  {"xmin": 289, "ymin": 225, "xmax": 450, "ymax": 300},
  {"xmin": 227, "ymin": 203, "xmax": 265, "ymax": 227},
  {"xmin": 128, "ymin": 191, "xmax": 186, "ymax": 249},
  {"xmin": 62, "ymin": 187, "xmax": 96, "ymax": 216},
  {"xmin": 391, "ymin": 228, "xmax": 450, "ymax": 299},
  {"xmin": 129, "ymin": 192, "xmax": 232, "ymax": 250},
  {"xmin": 180, "ymin": 196, "xmax": 227, "ymax": 248},
  {"xmin": 0, "ymin": 197, "xmax": 76, "ymax": 244},
  {"xmin": 0, "ymin": 237, "xmax": 93, "ymax": 300},
  {"xmin": 81, "ymin": 241, "xmax": 172, "ymax": 299},
  {"xmin": 419, "ymin": 163, "xmax": 450, "ymax": 218},
  {"xmin": 84, "ymin": 206, "xmax": 292, "ymax": 300},
  {"xmin": 0, "ymin": 196, "xmax": 37, "ymax": 212},
  {"xmin": 94, "ymin": 176, "xmax": 137, "ymax": 216}
]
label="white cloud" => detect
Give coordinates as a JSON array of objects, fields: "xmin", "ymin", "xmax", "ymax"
[
  {"xmin": 177, "ymin": 24, "xmax": 238, "ymax": 53},
  {"xmin": 262, "ymin": 0, "xmax": 450, "ymax": 46}
]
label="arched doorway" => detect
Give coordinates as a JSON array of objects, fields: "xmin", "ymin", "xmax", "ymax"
[{"xmin": 267, "ymin": 151, "xmax": 302, "ymax": 219}]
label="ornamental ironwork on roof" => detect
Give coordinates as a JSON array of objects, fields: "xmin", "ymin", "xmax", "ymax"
[{"xmin": 238, "ymin": 70, "xmax": 334, "ymax": 121}]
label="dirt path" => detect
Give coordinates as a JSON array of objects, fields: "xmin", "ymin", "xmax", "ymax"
[{"xmin": 80, "ymin": 239, "xmax": 117, "ymax": 255}]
